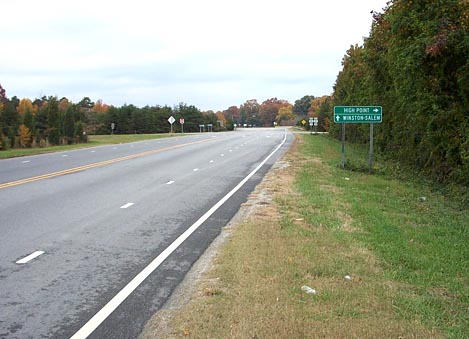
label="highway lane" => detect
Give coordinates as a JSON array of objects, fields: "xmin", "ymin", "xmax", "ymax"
[
  {"xmin": 0, "ymin": 134, "xmax": 215, "ymax": 187},
  {"xmin": 0, "ymin": 128, "xmax": 293, "ymax": 339}
]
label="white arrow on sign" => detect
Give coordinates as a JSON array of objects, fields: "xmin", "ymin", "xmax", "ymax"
[
  {"xmin": 373, "ymin": 108, "xmax": 379, "ymax": 113},
  {"xmin": 335, "ymin": 116, "xmax": 340, "ymax": 122}
]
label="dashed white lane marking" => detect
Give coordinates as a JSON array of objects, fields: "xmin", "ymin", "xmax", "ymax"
[
  {"xmin": 229, "ymin": 150, "xmax": 233, "ymax": 152},
  {"xmin": 16, "ymin": 251, "xmax": 45, "ymax": 264},
  {"xmin": 220, "ymin": 154, "xmax": 225, "ymax": 157},
  {"xmin": 113, "ymin": 147, "xmax": 117, "ymax": 150},
  {"xmin": 209, "ymin": 160, "xmax": 214, "ymax": 163},
  {"xmin": 62, "ymin": 155, "xmax": 68, "ymax": 157},
  {"xmin": 69, "ymin": 130, "xmax": 288, "ymax": 339},
  {"xmin": 193, "ymin": 168, "xmax": 199, "ymax": 172},
  {"xmin": 120, "ymin": 203, "xmax": 134, "ymax": 209},
  {"xmin": 91, "ymin": 151, "xmax": 96, "ymax": 153},
  {"xmin": 22, "ymin": 160, "xmax": 31, "ymax": 163},
  {"xmin": 166, "ymin": 181, "xmax": 175, "ymax": 185}
]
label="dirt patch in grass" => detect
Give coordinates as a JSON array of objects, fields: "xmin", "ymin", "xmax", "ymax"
[{"xmin": 140, "ymin": 136, "xmax": 439, "ymax": 339}]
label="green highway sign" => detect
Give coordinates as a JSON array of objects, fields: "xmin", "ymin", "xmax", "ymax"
[{"xmin": 334, "ymin": 106, "xmax": 382, "ymax": 123}]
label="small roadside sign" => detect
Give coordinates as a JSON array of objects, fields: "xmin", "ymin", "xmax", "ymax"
[
  {"xmin": 168, "ymin": 116, "xmax": 175, "ymax": 133},
  {"xmin": 179, "ymin": 118, "xmax": 184, "ymax": 124}
]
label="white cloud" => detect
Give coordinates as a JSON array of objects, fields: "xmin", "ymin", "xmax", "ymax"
[{"xmin": 0, "ymin": 0, "xmax": 388, "ymax": 110}]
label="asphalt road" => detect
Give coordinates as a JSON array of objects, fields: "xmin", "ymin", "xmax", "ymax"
[{"xmin": 0, "ymin": 128, "xmax": 292, "ymax": 339}]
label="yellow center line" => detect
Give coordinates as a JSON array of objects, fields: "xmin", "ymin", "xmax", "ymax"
[{"xmin": 0, "ymin": 138, "xmax": 212, "ymax": 190}]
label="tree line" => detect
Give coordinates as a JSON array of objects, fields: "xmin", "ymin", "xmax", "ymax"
[
  {"xmin": 0, "ymin": 85, "xmax": 328, "ymax": 150},
  {"xmin": 329, "ymin": 0, "xmax": 468, "ymax": 192}
]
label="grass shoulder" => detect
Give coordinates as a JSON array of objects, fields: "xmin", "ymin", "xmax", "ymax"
[{"xmin": 141, "ymin": 134, "xmax": 468, "ymax": 338}]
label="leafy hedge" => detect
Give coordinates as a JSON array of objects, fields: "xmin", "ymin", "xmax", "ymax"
[{"xmin": 331, "ymin": 0, "xmax": 469, "ymax": 193}]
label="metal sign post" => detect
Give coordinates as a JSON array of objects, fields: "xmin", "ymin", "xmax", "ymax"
[
  {"xmin": 341, "ymin": 123, "xmax": 345, "ymax": 169},
  {"xmin": 369, "ymin": 124, "xmax": 374, "ymax": 172}
]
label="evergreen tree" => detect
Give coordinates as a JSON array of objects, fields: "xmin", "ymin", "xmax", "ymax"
[
  {"xmin": 63, "ymin": 105, "xmax": 75, "ymax": 144},
  {"xmin": 47, "ymin": 96, "xmax": 60, "ymax": 145}
]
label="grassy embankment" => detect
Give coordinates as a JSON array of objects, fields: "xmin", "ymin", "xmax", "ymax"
[
  {"xmin": 146, "ymin": 134, "xmax": 468, "ymax": 338},
  {"xmin": 0, "ymin": 134, "xmax": 181, "ymax": 159}
]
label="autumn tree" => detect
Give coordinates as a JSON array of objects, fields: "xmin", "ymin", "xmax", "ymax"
[
  {"xmin": 276, "ymin": 105, "xmax": 294, "ymax": 125},
  {"xmin": 18, "ymin": 124, "xmax": 32, "ymax": 147},
  {"xmin": 58, "ymin": 97, "xmax": 71, "ymax": 112},
  {"xmin": 17, "ymin": 98, "xmax": 36, "ymax": 117},
  {"xmin": 240, "ymin": 99, "xmax": 260, "ymax": 125},
  {"xmin": 216, "ymin": 111, "xmax": 227, "ymax": 128},
  {"xmin": 293, "ymin": 95, "xmax": 315, "ymax": 115},
  {"xmin": 23, "ymin": 109, "xmax": 35, "ymax": 138},
  {"xmin": 223, "ymin": 106, "xmax": 241, "ymax": 124},
  {"xmin": 317, "ymin": 96, "xmax": 332, "ymax": 132},
  {"xmin": 259, "ymin": 98, "xmax": 291, "ymax": 127}
]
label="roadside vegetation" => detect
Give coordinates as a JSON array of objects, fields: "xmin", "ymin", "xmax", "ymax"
[{"xmin": 142, "ymin": 134, "xmax": 468, "ymax": 338}]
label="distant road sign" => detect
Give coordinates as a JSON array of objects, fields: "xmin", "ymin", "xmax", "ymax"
[
  {"xmin": 309, "ymin": 117, "xmax": 318, "ymax": 126},
  {"xmin": 334, "ymin": 106, "xmax": 382, "ymax": 123},
  {"xmin": 168, "ymin": 116, "xmax": 175, "ymax": 124}
]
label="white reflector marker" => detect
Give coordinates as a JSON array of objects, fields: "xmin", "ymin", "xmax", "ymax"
[{"xmin": 16, "ymin": 251, "xmax": 45, "ymax": 264}]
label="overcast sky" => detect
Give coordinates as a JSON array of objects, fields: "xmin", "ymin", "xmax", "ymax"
[{"xmin": 1, "ymin": 0, "xmax": 388, "ymax": 111}]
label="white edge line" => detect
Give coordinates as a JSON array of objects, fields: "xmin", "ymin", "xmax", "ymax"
[
  {"xmin": 16, "ymin": 250, "xmax": 45, "ymax": 264},
  {"xmin": 120, "ymin": 203, "xmax": 134, "ymax": 209},
  {"xmin": 70, "ymin": 130, "xmax": 287, "ymax": 339}
]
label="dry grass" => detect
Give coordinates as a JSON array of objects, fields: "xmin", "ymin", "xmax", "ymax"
[{"xmin": 141, "ymin": 137, "xmax": 441, "ymax": 339}]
